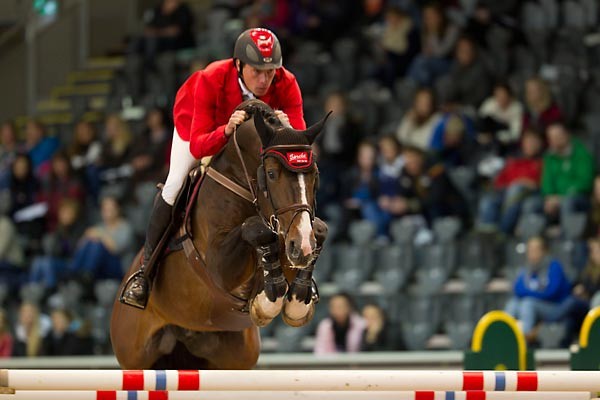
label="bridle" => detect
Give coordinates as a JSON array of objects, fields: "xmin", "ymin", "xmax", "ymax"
[{"xmin": 205, "ymin": 127, "xmax": 317, "ymax": 236}]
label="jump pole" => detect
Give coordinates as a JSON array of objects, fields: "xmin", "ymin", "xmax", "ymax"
[
  {"xmin": 0, "ymin": 391, "xmax": 595, "ymax": 400},
  {"xmin": 2, "ymin": 370, "xmax": 600, "ymax": 392}
]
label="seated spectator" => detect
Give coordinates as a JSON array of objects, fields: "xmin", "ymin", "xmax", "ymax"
[
  {"xmin": 38, "ymin": 152, "xmax": 84, "ymax": 232},
  {"xmin": 573, "ymin": 238, "xmax": 600, "ymax": 310},
  {"xmin": 360, "ymin": 303, "xmax": 399, "ymax": 351},
  {"xmin": 9, "ymin": 154, "xmax": 44, "ymax": 252},
  {"xmin": 130, "ymin": 108, "xmax": 171, "ymax": 185},
  {"xmin": 407, "ymin": 3, "xmax": 459, "ymax": 86},
  {"xmin": 244, "ymin": 0, "xmax": 290, "ymax": 32},
  {"xmin": 505, "ymin": 236, "xmax": 573, "ymax": 343},
  {"xmin": 98, "ymin": 115, "xmax": 134, "ymax": 197},
  {"xmin": 24, "ymin": 120, "xmax": 59, "ymax": 179},
  {"xmin": 478, "ymin": 130, "xmax": 543, "ymax": 234},
  {"xmin": 522, "ymin": 77, "xmax": 563, "ymax": 135},
  {"xmin": 377, "ymin": 5, "xmax": 419, "ymax": 87},
  {"xmin": 68, "ymin": 195, "xmax": 134, "ymax": 282},
  {"xmin": 523, "ymin": 122, "xmax": 594, "ymax": 226},
  {"xmin": 68, "ymin": 120, "xmax": 102, "ymax": 202},
  {"xmin": 584, "ymin": 176, "xmax": 600, "ymax": 238},
  {"xmin": 13, "ymin": 302, "xmax": 51, "ymax": 357},
  {"xmin": 396, "ymin": 88, "xmax": 441, "ymax": 150},
  {"xmin": 0, "ymin": 215, "xmax": 25, "ymax": 288},
  {"xmin": 0, "ymin": 121, "xmax": 21, "ymax": 191},
  {"xmin": 377, "ymin": 135, "xmax": 404, "ymax": 197},
  {"xmin": 477, "ymin": 82, "xmax": 523, "ymax": 149},
  {"xmin": 340, "ymin": 141, "xmax": 383, "ymax": 237},
  {"xmin": 442, "ymin": 36, "xmax": 492, "ymax": 109},
  {"xmin": 430, "ymin": 113, "xmax": 478, "ymax": 168},
  {"xmin": 314, "ymin": 293, "xmax": 365, "ymax": 354},
  {"xmin": 0, "ymin": 309, "xmax": 13, "ymax": 357},
  {"xmin": 131, "ymin": 0, "xmax": 195, "ymax": 63},
  {"xmin": 29, "ymin": 199, "xmax": 84, "ymax": 290},
  {"xmin": 390, "ymin": 146, "xmax": 469, "ymax": 227},
  {"xmin": 41, "ymin": 308, "xmax": 87, "ymax": 356},
  {"xmin": 316, "ymin": 92, "xmax": 362, "ymax": 169}
]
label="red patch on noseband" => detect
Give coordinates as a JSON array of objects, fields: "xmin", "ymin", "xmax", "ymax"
[{"xmin": 249, "ymin": 28, "xmax": 274, "ymax": 59}]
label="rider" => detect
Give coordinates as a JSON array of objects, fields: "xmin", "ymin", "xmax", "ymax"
[{"xmin": 120, "ymin": 28, "xmax": 306, "ymax": 309}]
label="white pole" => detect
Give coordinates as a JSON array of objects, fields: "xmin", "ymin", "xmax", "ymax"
[{"xmin": 0, "ymin": 391, "xmax": 593, "ymax": 400}]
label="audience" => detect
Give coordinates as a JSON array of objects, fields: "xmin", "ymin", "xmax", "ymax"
[
  {"xmin": 0, "ymin": 215, "xmax": 25, "ymax": 287},
  {"xmin": 0, "ymin": 122, "xmax": 20, "ymax": 191},
  {"xmin": 29, "ymin": 199, "xmax": 84, "ymax": 291},
  {"xmin": 360, "ymin": 303, "xmax": 399, "ymax": 351},
  {"xmin": 522, "ymin": 77, "xmax": 563, "ymax": 135},
  {"xmin": 41, "ymin": 308, "xmax": 88, "ymax": 356},
  {"xmin": 523, "ymin": 122, "xmax": 594, "ymax": 226},
  {"xmin": 505, "ymin": 236, "xmax": 573, "ymax": 342},
  {"xmin": 430, "ymin": 113, "xmax": 478, "ymax": 168},
  {"xmin": 477, "ymin": 82, "xmax": 523, "ymax": 149},
  {"xmin": 13, "ymin": 302, "xmax": 51, "ymax": 357},
  {"xmin": 585, "ymin": 176, "xmax": 600, "ymax": 238},
  {"xmin": 393, "ymin": 146, "xmax": 469, "ymax": 227},
  {"xmin": 67, "ymin": 196, "xmax": 133, "ymax": 283},
  {"xmin": 442, "ymin": 35, "xmax": 492, "ymax": 109},
  {"xmin": 0, "ymin": 309, "xmax": 13, "ymax": 357},
  {"xmin": 478, "ymin": 130, "xmax": 543, "ymax": 234},
  {"xmin": 407, "ymin": 2, "xmax": 459, "ymax": 86},
  {"xmin": 576, "ymin": 239, "xmax": 600, "ymax": 309},
  {"xmin": 396, "ymin": 87, "xmax": 441, "ymax": 151},
  {"xmin": 24, "ymin": 120, "xmax": 59, "ymax": 179},
  {"xmin": 68, "ymin": 120, "xmax": 102, "ymax": 202},
  {"xmin": 314, "ymin": 293, "xmax": 365, "ymax": 354}
]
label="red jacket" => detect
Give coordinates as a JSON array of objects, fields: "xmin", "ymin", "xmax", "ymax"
[
  {"xmin": 494, "ymin": 157, "xmax": 542, "ymax": 190},
  {"xmin": 173, "ymin": 59, "xmax": 306, "ymax": 159}
]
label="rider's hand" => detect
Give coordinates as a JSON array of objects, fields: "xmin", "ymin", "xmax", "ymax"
[
  {"xmin": 225, "ymin": 110, "xmax": 248, "ymax": 136},
  {"xmin": 274, "ymin": 110, "xmax": 291, "ymax": 127}
]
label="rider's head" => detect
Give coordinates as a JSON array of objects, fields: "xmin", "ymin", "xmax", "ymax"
[{"xmin": 233, "ymin": 28, "xmax": 282, "ymax": 97}]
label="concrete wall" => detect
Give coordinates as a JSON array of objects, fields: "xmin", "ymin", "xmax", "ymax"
[{"xmin": 0, "ymin": 40, "xmax": 27, "ymax": 121}]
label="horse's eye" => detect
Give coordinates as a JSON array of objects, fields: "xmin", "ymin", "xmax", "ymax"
[{"xmin": 267, "ymin": 170, "xmax": 276, "ymax": 180}]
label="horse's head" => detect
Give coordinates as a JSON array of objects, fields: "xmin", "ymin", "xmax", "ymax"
[{"xmin": 252, "ymin": 109, "xmax": 330, "ymax": 268}]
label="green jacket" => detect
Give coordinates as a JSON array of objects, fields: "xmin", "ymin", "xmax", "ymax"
[{"xmin": 541, "ymin": 138, "xmax": 595, "ymax": 196}]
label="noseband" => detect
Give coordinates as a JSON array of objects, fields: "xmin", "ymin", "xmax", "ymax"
[{"xmin": 206, "ymin": 128, "xmax": 316, "ymax": 236}]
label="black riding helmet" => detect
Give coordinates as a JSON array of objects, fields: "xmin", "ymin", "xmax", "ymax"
[{"xmin": 233, "ymin": 28, "xmax": 283, "ymax": 73}]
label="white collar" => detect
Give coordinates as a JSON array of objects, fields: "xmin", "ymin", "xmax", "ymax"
[{"xmin": 238, "ymin": 78, "xmax": 256, "ymax": 100}]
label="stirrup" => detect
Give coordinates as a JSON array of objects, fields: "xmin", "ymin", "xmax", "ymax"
[{"xmin": 119, "ymin": 270, "xmax": 149, "ymax": 310}]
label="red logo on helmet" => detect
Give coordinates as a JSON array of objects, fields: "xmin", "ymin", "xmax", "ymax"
[{"xmin": 249, "ymin": 29, "xmax": 274, "ymax": 58}]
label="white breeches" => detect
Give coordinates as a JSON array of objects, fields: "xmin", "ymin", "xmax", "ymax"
[{"xmin": 161, "ymin": 129, "xmax": 198, "ymax": 206}]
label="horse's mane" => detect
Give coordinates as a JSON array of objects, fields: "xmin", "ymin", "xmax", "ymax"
[{"xmin": 236, "ymin": 99, "xmax": 284, "ymax": 130}]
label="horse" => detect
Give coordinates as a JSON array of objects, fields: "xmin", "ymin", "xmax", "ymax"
[{"xmin": 110, "ymin": 100, "xmax": 329, "ymax": 369}]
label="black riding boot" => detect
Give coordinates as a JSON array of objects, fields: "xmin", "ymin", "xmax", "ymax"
[{"xmin": 120, "ymin": 195, "xmax": 173, "ymax": 309}]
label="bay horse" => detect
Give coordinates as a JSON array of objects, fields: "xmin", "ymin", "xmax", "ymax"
[{"xmin": 110, "ymin": 100, "xmax": 329, "ymax": 369}]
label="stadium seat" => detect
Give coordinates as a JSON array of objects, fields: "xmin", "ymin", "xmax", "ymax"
[
  {"xmin": 445, "ymin": 320, "xmax": 475, "ymax": 350},
  {"xmin": 433, "ymin": 217, "xmax": 461, "ymax": 244},
  {"xmin": 515, "ymin": 213, "xmax": 546, "ymax": 240},
  {"xmin": 313, "ymin": 243, "xmax": 336, "ymax": 283},
  {"xmin": 274, "ymin": 323, "xmax": 311, "ymax": 353},
  {"xmin": 401, "ymin": 321, "xmax": 435, "ymax": 351},
  {"xmin": 19, "ymin": 282, "xmax": 45, "ymax": 306},
  {"xmin": 415, "ymin": 243, "xmax": 456, "ymax": 294},
  {"xmin": 373, "ymin": 244, "xmax": 414, "ymax": 293},
  {"xmin": 538, "ymin": 322, "xmax": 567, "ymax": 349},
  {"xmin": 562, "ymin": 213, "xmax": 587, "ymax": 240}
]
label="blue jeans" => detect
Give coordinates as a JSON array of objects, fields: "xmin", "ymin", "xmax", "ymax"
[
  {"xmin": 29, "ymin": 256, "xmax": 68, "ymax": 289},
  {"xmin": 479, "ymin": 185, "xmax": 535, "ymax": 234},
  {"xmin": 522, "ymin": 195, "xmax": 590, "ymax": 223},
  {"xmin": 0, "ymin": 261, "xmax": 26, "ymax": 287},
  {"xmin": 361, "ymin": 200, "xmax": 391, "ymax": 237},
  {"xmin": 407, "ymin": 55, "xmax": 450, "ymax": 86},
  {"xmin": 68, "ymin": 240, "xmax": 123, "ymax": 281},
  {"xmin": 505, "ymin": 296, "xmax": 588, "ymax": 335}
]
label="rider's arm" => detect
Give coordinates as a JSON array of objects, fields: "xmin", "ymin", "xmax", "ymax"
[
  {"xmin": 278, "ymin": 74, "xmax": 306, "ymax": 130},
  {"xmin": 174, "ymin": 72, "xmax": 229, "ymax": 160}
]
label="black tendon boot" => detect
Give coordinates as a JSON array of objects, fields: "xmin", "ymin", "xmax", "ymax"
[
  {"xmin": 120, "ymin": 195, "xmax": 173, "ymax": 309},
  {"xmin": 257, "ymin": 240, "xmax": 288, "ymax": 302}
]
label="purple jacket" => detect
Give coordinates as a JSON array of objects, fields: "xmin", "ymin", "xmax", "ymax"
[{"xmin": 314, "ymin": 314, "xmax": 366, "ymax": 354}]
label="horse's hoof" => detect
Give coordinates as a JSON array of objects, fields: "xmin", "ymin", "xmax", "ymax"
[
  {"xmin": 250, "ymin": 291, "xmax": 284, "ymax": 327},
  {"xmin": 282, "ymin": 296, "xmax": 315, "ymax": 328}
]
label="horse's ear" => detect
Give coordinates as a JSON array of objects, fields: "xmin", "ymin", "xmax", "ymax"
[
  {"xmin": 253, "ymin": 111, "xmax": 274, "ymax": 147},
  {"xmin": 304, "ymin": 111, "xmax": 332, "ymax": 144}
]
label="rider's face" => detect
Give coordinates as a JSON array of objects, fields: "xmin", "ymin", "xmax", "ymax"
[{"xmin": 239, "ymin": 62, "xmax": 276, "ymax": 97}]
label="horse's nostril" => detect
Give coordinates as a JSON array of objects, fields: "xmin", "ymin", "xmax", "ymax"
[{"xmin": 289, "ymin": 241, "xmax": 300, "ymax": 258}]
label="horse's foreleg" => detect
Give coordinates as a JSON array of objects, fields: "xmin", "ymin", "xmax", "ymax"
[
  {"xmin": 241, "ymin": 216, "xmax": 288, "ymax": 327},
  {"xmin": 283, "ymin": 217, "xmax": 328, "ymax": 327}
]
